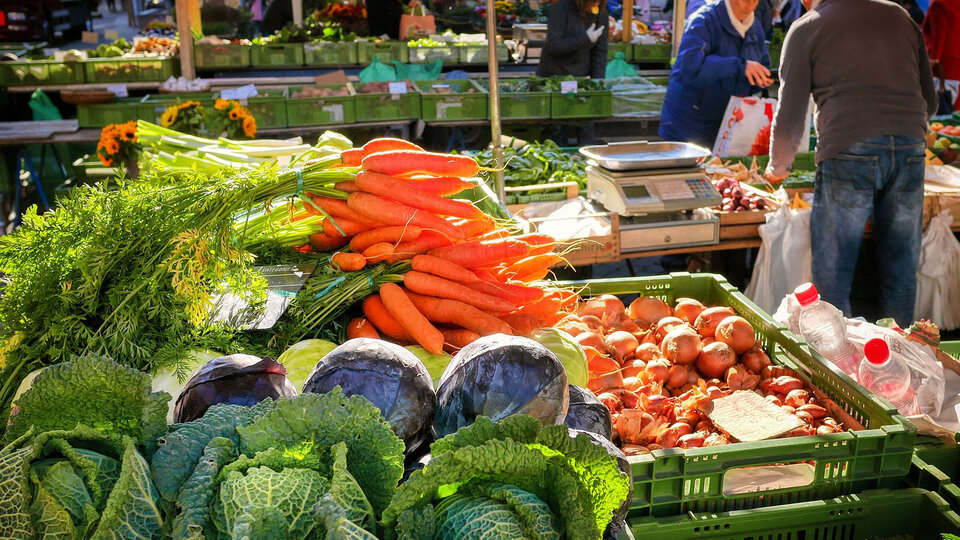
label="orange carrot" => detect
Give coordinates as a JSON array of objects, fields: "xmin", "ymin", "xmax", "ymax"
[
  {"xmin": 514, "ymin": 267, "xmax": 551, "ymax": 282},
  {"xmin": 404, "ymin": 290, "xmax": 513, "ymax": 336},
  {"xmin": 361, "ymin": 150, "xmax": 480, "ymax": 178},
  {"xmin": 428, "ymin": 237, "xmax": 531, "ymax": 268},
  {"xmin": 335, "ymin": 181, "xmax": 361, "ymax": 193},
  {"xmin": 516, "ymin": 294, "xmax": 564, "ymax": 325},
  {"xmin": 309, "ymin": 232, "xmax": 350, "ymax": 252},
  {"xmin": 350, "ymin": 226, "xmax": 422, "ymax": 253},
  {"xmin": 479, "ymin": 229, "xmax": 511, "ymax": 240},
  {"xmin": 546, "ymin": 288, "xmax": 580, "ymax": 311},
  {"xmin": 404, "ymin": 271, "xmax": 516, "ymax": 313},
  {"xmin": 502, "ymin": 254, "xmax": 564, "ymax": 282},
  {"xmin": 347, "ymin": 317, "xmax": 380, "ymax": 339},
  {"xmin": 439, "ymin": 328, "xmax": 481, "ymax": 351},
  {"xmin": 501, "ymin": 312, "xmax": 547, "ymax": 335},
  {"xmin": 341, "ymin": 138, "xmax": 424, "ymax": 166},
  {"xmin": 322, "ymin": 217, "xmax": 369, "ymax": 238},
  {"xmin": 380, "ymin": 283, "xmax": 444, "ymax": 354},
  {"xmin": 388, "ymin": 231, "xmax": 456, "ymax": 263},
  {"xmin": 411, "ymin": 255, "xmax": 478, "ymax": 283},
  {"xmin": 347, "ymin": 192, "xmax": 462, "ymax": 240},
  {"xmin": 447, "ymin": 216, "xmax": 497, "ymax": 239},
  {"xmin": 362, "ymin": 295, "xmax": 411, "ymax": 341},
  {"xmin": 355, "ymin": 171, "xmax": 484, "ymax": 219},
  {"xmin": 308, "ymin": 195, "xmax": 380, "ymax": 227},
  {"xmin": 362, "ymin": 242, "xmax": 394, "ymax": 264},
  {"xmin": 464, "ymin": 278, "xmax": 545, "ymax": 305},
  {"xmin": 402, "ymin": 176, "xmax": 475, "ymax": 196},
  {"xmin": 331, "ymin": 252, "xmax": 366, "ymax": 272}
]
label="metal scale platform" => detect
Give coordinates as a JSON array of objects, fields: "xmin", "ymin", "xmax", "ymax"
[{"xmin": 579, "ymin": 141, "xmax": 722, "ymax": 253}]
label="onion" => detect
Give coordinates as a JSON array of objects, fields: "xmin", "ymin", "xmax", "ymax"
[
  {"xmin": 654, "ymin": 317, "xmax": 685, "ymax": 341},
  {"xmin": 795, "ymin": 411, "xmax": 814, "ymax": 425},
  {"xmin": 556, "ymin": 318, "xmax": 590, "ymax": 337},
  {"xmin": 620, "ymin": 359, "xmax": 646, "ymax": 378},
  {"xmin": 667, "ymin": 364, "xmax": 688, "ymax": 388},
  {"xmin": 644, "ymin": 359, "xmax": 670, "ymax": 383},
  {"xmin": 596, "ymin": 294, "xmax": 627, "ymax": 324},
  {"xmin": 580, "ymin": 315, "xmax": 603, "ymax": 330},
  {"xmin": 701, "ymin": 336, "xmax": 716, "ymax": 346},
  {"xmin": 687, "ymin": 369, "xmax": 701, "ymax": 385},
  {"xmin": 694, "ymin": 306, "xmax": 735, "ymax": 338},
  {"xmin": 623, "ymin": 376, "xmax": 643, "ymax": 392},
  {"xmin": 628, "ymin": 296, "xmax": 672, "ymax": 327},
  {"xmin": 605, "ymin": 331, "xmax": 639, "ymax": 363},
  {"xmin": 784, "ymin": 388, "xmax": 810, "ymax": 408},
  {"xmin": 715, "ymin": 316, "xmax": 756, "ymax": 354},
  {"xmin": 635, "ymin": 343, "xmax": 661, "ymax": 361},
  {"xmin": 696, "ymin": 342, "xmax": 737, "ymax": 379},
  {"xmin": 577, "ymin": 298, "xmax": 607, "ymax": 320},
  {"xmin": 798, "ymin": 403, "xmax": 827, "ymax": 419},
  {"xmin": 660, "ymin": 327, "xmax": 702, "ymax": 365},
  {"xmin": 576, "ymin": 331, "xmax": 605, "ymax": 352},
  {"xmin": 677, "ymin": 433, "xmax": 706, "ymax": 449},
  {"xmin": 741, "ymin": 349, "xmax": 772, "ymax": 374},
  {"xmin": 674, "ymin": 298, "xmax": 705, "ymax": 324},
  {"xmin": 656, "ymin": 422, "xmax": 692, "ymax": 448},
  {"xmin": 642, "ymin": 394, "xmax": 668, "ymax": 414},
  {"xmin": 587, "ymin": 371, "xmax": 624, "ymax": 393}
]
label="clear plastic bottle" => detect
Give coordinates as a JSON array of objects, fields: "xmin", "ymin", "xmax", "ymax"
[
  {"xmin": 794, "ymin": 282, "xmax": 861, "ymax": 378},
  {"xmin": 857, "ymin": 338, "xmax": 920, "ymax": 416}
]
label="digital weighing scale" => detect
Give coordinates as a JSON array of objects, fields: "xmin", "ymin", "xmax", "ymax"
[{"xmin": 579, "ymin": 141, "xmax": 722, "ymax": 253}]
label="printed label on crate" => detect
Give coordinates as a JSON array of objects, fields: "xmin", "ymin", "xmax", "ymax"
[
  {"xmin": 221, "ymin": 84, "xmax": 258, "ymax": 101},
  {"xmin": 106, "ymin": 84, "xmax": 128, "ymax": 98},
  {"xmin": 436, "ymin": 102, "xmax": 462, "ymax": 119},
  {"xmin": 560, "ymin": 80, "xmax": 578, "ymax": 94},
  {"xmin": 388, "ymin": 82, "xmax": 408, "ymax": 95},
  {"xmin": 321, "ymin": 104, "xmax": 344, "ymax": 123}
]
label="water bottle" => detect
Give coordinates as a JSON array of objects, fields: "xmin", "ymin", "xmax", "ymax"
[
  {"xmin": 858, "ymin": 338, "xmax": 920, "ymax": 416},
  {"xmin": 794, "ymin": 282, "xmax": 861, "ymax": 378}
]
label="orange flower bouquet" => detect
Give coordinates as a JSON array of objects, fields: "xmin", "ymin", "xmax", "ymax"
[
  {"xmin": 209, "ymin": 99, "xmax": 257, "ymax": 139},
  {"xmin": 96, "ymin": 121, "xmax": 140, "ymax": 168}
]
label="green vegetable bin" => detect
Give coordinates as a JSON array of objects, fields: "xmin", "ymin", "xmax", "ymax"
[
  {"xmin": 633, "ymin": 43, "xmax": 672, "ymax": 63},
  {"xmin": 246, "ymin": 88, "xmax": 288, "ymax": 129},
  {"xmin": 407, "ymin": 44, "xmax": 459, "ymax": 64},
  {"xmin": 356, "ymin": 41, "xmax": 408, "ymax": 64},
  {"xmin": 285, "ymin": 84, "xmax": 356, "ymax": 127},
  {"xmin": 250, "ymin": 43, "xmax": 304, "ymax": 67},
  {"xmin": 352, "ymin": 82, "xmax": 421, "ymax": 122},
  {"xmin": 415, "ymin": 79, "xmax": 488, "ymax": 122},
  {"xmin": 479, "ymin": 80, "xmax": 550, "ymax": 120},
  {"xmin": 562, "ymin": 273, "xmax": 916, "ymax": 518},
  {"xmin": 194, "ymin": 43, "xmax": 251, "ymax": 69},
  {"xmin": 303, "ymin": 41, "xmax": 358, "ymax": 67},
  {"xmin": 72, "ymin": 155, "xmax": 117, "ymax": 184},
  {"xmin": 0, "ymin": 60, "xmax": 85, "ymax": 86},
  {"xmin": 458, "ymin": 44, "xmax": 509, "ymax": 64},
  {"xmin": 137, "ymin": 92, "xmax": 215, "ymax": 124},
  {"xmin": 550, "ymin": 80, "xmax": 613, "ymax": 119},
  {"xmin": 83, "ymin": 57, "xmax": 177, "ymax": 83},
  {"xmin": 724, "ymin": 152, "xmax": 817, "ymax": 172},
  {"xmin": 608, "ymin": 42, "xmax": 634, "ymax": 61},
  {"xmin": 77, "ymin": 97, "xmax": 142, "ymax": 128}
]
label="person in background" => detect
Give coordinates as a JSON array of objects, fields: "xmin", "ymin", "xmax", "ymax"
[
  {"xmin": 766, "ymin": 0, "xmax": 938, "ymax": 326},
  {"xmin": 658, "ymin": 0, "xmax": 773, "ymax": 147},
  {"xmin": 923, "ymin": 0, "xmax": 960, "ymax": 109},
  {"xmin": 900, "ymin": 0, "xmax": 925, "ymax": 24},
  {"xmin": 537, "ymin": 0, "xmax": 608, "ymax": 80}
]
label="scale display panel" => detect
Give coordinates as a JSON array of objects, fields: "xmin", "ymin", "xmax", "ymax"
[{"xmin": 586, "ymin": 166, "xmax": 722, "ymax": 215}]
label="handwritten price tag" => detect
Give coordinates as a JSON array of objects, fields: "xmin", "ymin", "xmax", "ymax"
[
  {"xmin": 220, "ymin": 84, "xmax": 258, "ymax": 101},
  {"xmin": 560, "ymin": 80, "xmax": 578, "ymax": 94},
  {"xmin": 388, "ymin": 82, "xmax": 408, "ymax": 95}
]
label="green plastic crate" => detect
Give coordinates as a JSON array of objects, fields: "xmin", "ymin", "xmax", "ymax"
[
  {"xmin": 246, "ymin": 89, "xmax": 287, "ymax": 129},
  {"xmin": 633, "ymin": 43, "xmax": 672, "ymax": 63},
  {"xmin": 356, "ymin": 41, "xmax": 408, "ymax": 64},
  {"xmin": 458, "ymin": 44, "xmax": 509, "ymax": 64},
  {"xmin": 194, "ymin": 43, "xmax": 251, "ymax": 69},
  {"xmin": 303, "ymin": 41, "xmax": 358, "ymax": 66},
  {"xmin": 478, "ymin": 80, "xmax": 550, "ymax": 120},
  {"xmin": 560, "ymin": 274, "xmax": 917, "ymax": 518},
  {"xmin": 137, "ymin": 92, "xmax": 215, "ymax": 124},
  {"xmin": 407, "ymin": 44, "xmax": 459, "ymax": 64},
  {"xmin": 72, "ymin": 155, "xmax": 117, "ymax": 184},
  {"xmin": 550, "ymin": 80, "xmax": 612, "ymax": 119},
  {"xmin": 77, "ymin": 97, "xmax": 142, "ymax": 128},
  {"xmin": 352, "ymin": 82, "xmax": 420, "ymax": 122},
  {"xmin": 0, "ymin": 60, "xmax": 85, "ymax": 86},
  {"xmin": 415, "ymin": 79, "xmax": 488, "ymax": 122},
  {"xmin": 285, "ymin": 84, "xmax": 355, "ymax": 127},
  {"xmin": 83, "ymin": 57, "xmax": 177, "ymax": 83},
  {"xmin": 250, "ymin": 43, "xmax": 304, "ymax": 67},
  {"xmin": 724, "ymin": 152, "xmax": 817, "ymax": 172},
  {"xmin": 608, "ymin": 41, "xmax": 634, "ymax": 61}
]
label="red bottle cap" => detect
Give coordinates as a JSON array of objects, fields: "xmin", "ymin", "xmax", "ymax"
[
  {"xmin": 794, "ymin": 282, "xmax": 819, "ymax": 306},
  {"xmin": 864, "ymin": 338, "xmax": 890, "ymax": 365}
]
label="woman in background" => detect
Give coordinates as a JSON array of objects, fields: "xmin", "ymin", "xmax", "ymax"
[{"xmin": 537, "ymin": 0, "xmax": 608, "ymax": 80}]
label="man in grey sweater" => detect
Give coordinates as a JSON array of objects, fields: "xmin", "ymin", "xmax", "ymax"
[{"xmin": 766, "ymin": 0, "xmax": 938, "ymax": 325}]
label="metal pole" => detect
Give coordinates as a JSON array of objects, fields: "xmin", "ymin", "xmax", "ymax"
[
  {"xmin": 485, "ymin": 0, "xmax": 506, "ymax": 204},
  {"xmin": 292, "ymin": 0, "xmax": 303, "ymax": 26},
  {"xmin": 175, "ymin": 0, "xmax": 195, "ymax": 80},
  {"xmin": 673, "ymin": 0, "xmax": 686, "ymax": 56}
]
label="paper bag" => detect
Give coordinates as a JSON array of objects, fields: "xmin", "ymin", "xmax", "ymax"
[{"xmin": 400, "ymin": 5, "xmax": 436, "ymax": 40}]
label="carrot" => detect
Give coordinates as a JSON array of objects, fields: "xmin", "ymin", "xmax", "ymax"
[
  {"xmin": 331, "ymin": 252, "xmax": 366, "ymax": 272},
  {"xmin": 362, "ymin": 242, "xmax": 394, "ymax": 264},
  {"xmin": 341, "ymin": 138, "xmax": 424, "ymax": 167},
  {"xmin": 465, "ymin": 278, "xmax": 545, "ymax": 305},
  {"xmin": 501, "ymin": 312, "xmax": 547, "ymax": 336},
  {"xmin": 428, "ymin": 237, "xmax": 531, "ymax": 268},
  {"xmin": 354, "ymin": 171, "xmax": 484, "ymax": 220},
  {"xmin": 402, "ymin": 176, "xmax": 475, "ymax": 196},
  {"xmin": 346, "ymin": 317, "xmax": 380, "ymax": 339},
  {"xmin": 514, "ymin": 267, "xmax": 552, "ymax": 282},
  {"xmin": 404, "ymin": 271, "xmax": 516, "ymax": 313},
  {"xmin": 447, "ymin": 216, "xmax": 497, "ymax": 239},
  {"xmin": 347, "ymin": 192, "xmax": 462, "ymax": 240},
  {"xmin": 479, "ymin": 229, "xmax": 511, "ymax": 240},
  {"xmin": 388, "ymin": 230, "xmax": 456, "ymax": 263},
  {"xmin": 361, "ymin": 150, "xmax": 480, "ymax": 178},
  {"xmin": 546, "ymin": 288, "xmax": 580, "ymax": 311},
  {"xmin": 515, "ymin": 233, "xmax": 557, "ymax": 247},
  {"xmin": 322, "ymin": 217, "xmax": 369, "ymax": 238},
  {"xmin": 335, "ymin": 181, "xmax": 360, "ymax": 193},
  {"xmin": 350, "ymin": 226, "xmax": 422, "ymax": 253},
  {"xmin": 516, "ymin": 294, "xmax": 564, "ymax": 325},
  {"xmin": 439, "ymin": 328, "xmax": 481, "ymax": 351},
  {"xmin": 404, "ymin": 290, "xmax": 513, "ymax": 336},
  {"xmin": 362, "ymin": 295, "xmax": 411, "ymax": 341},
  {"xmin": 380, "ymin": 283, "xmax": 444, "ymax": 354},
  {"xmin": 308, "ymin": 195, "xmax": 380, "ymax": 227},
  {"xmin": 309, "ymin": 232, "xmax": 350, "ymax": 252},
  {"xmin": 411, "ymin": 255, "xmax": 478, "ymax": 283},
  {"xmin": 502, "ymin": 254, "xmax": 564, "ymax": 282}
]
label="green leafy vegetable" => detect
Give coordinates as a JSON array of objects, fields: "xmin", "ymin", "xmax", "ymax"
[{"xmin": 475, "ymin": 139, "xmax": 587, "ymax": 193}]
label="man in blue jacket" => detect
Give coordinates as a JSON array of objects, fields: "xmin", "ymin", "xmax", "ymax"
[{"xmin": 659, "ymin": 0, "xmax": 774, "ymax": 146}]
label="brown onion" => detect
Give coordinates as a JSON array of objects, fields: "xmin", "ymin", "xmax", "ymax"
[
  {"xmin": 715, "ymin": 316, "xmax": 757, "ymax": 354},
  {"xmin": 628, "ymin": 296, "xmax": 672, "ymax": 327},
  {"xmin": 657, "ymin": 422, "xmax": 692, "ymax": 448},
  {"xmin": 556, "ymin": 318, "xmax": 590, "ymax": 337},
  {"xmin": 660, "ymin": 326, "xmax": 702, "ymax": 365},
  {"xmin": 798, "ymin": 404, "xmax": 827, "ymax": 419},
  {"xmin": 635, "ymin": 342, "xmax": 661, "ymax": 361},
  {"xmin": 580, "ymin": 314, "xmax": 603, "ymax": 330},
  {"xmin": 576, "ymin": 331, "xmax": 605, "ymax": 352},
  {"xmin": 674, "ymin": 298, "xmax": 706, "ymax": 324},
  {"xmin": 620, "ymin": 359, "xmax": 646, "ymax": 378},
  {"xmin": 643, "ymin": 394, "xmax": 668, "ymax": 414},
  {"xmin": 588, "ymin": 353, "xmax": 620, "ymax": 374},
  {"xmin": 795, "ymin": 411, "xmax": 814, "ymax": 425},
  {"xmin": 696, "ymin": 342, "xmax": 737, "ymax": 379},
  {"xmin": 623, "ymin": 377, "xmax": 643, "ymax": 392},
  {"xmin": 596, "ymin": 294, "xmax": 627, "ymax": 324},
  {"xmin": 667, "ymin": 364, "xmax": 689, "ymax": 388},
  {"xmin": 605, "ymin": 331, "xmax": 639, "ymax": 362},
  {"xmin": 645, "ymin": 359, "xmax": 671, "ymax": 383},
  {"xmin": 785, "ymin": 388, "xmax": 810, "ymax": 408},
  {"xmin": 678, "ymin": 433, "xmax": 706, "ymax": 448},
  {"xmin": 587, "ymin": 371, "xmax": 624, "ymax": 393},
  {"xmin": 694, "ymin": 306, "xmax": 735, "ymax": 338},
  {"xmin": 741, "ymin": 349, "xmax": 772, "ymax": 374},
  {"xmin": 654, "ymin": 317, "xmax": 685, "ymax": 341}
]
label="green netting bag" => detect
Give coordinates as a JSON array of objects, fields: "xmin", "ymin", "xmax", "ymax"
[
  {"xmin": 605, "ymin": 52, "xmax": 639, "ymax": 79},
  {"xmin": 359, "ymin": 57, "xmax": 398, "ymax": 82},
  {"xmin": 29, "ymin": 88, "xmax": 63, "ymax": 121},
  {"xmin": 392, "ymin": 60, "xmax": 443, "ymax": 81}
]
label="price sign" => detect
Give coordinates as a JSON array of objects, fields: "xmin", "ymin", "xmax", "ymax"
[
  {"xmin": 221, "ymin": 84, "xmax": 259, "ymax": 101},
  {"xmin": 388, "ymin": 82, "xmax": 408, "ymax": 94},
  {"xmin": 106, "ymin": 84, "xmax": 128, "ymax": 98},
  {"xmin": 560, "ymin": 80, "xmax": 579, "ymax": 94}
]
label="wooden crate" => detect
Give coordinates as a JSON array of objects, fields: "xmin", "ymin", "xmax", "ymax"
[
  {"xmin": 708, "ymin": 184, "xmax": 781, "ymax": 240},
  {"xmin": 523, "ymin": 211, "xmax": 620, "ymax": 267}
]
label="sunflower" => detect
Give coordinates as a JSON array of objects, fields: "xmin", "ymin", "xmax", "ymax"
[
  {"xmin": 98, "ymin": 154, "xmax": 113, "ymax": 167},
  {"xmin": 103, "ymin": 139, "xmax": 120, "ymax": 155},
  {"xmin": 241, "ymin": 115, "xmax": 256, "ymax": 138},
  {"xmin": 161, "ymin": 107, "xmax": 178, "ymax": 127},
  {"xmin": 215, "ymin": 99, "xmax": 230, "ymax": 111},
  {"xmin": 178, "ymin": 100, "xmax": 201, "ymax": 110},
  {"xmin": 229, "ymin": 107, "xmax": 243, "ymax": 121},
  {"xmin": 120, "ymin": 124, "xmax": 137, "ymax": 141}
]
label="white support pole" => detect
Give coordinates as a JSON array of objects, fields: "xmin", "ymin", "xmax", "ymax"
[{"xmin": 292, "ymin": 0, "xmax": 303, "ymax": 26}]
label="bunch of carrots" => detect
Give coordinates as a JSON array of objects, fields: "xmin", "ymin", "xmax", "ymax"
[{"xmin": 302, "ymin": 138, "xmax": 580, "ymax": 355}]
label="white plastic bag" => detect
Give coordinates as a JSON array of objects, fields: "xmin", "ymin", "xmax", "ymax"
[
  {"xmin": 914, "ymin": 210, "xmax": 960, "ymax": 331},
  {"xmin": 712, "ymin": 96, "xmax": 777, "ymax": 157},
  {"xmin": 745, "ymin": 191, "xmax": 813, "ymax": 315}
]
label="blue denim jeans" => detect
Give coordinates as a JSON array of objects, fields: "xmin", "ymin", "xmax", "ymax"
[{"xmin": 811, "ymin": 135, "xmax": 925, "ymax": 326}]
